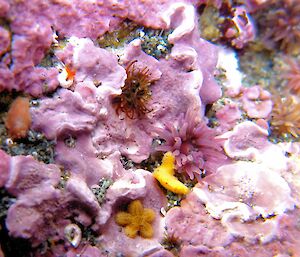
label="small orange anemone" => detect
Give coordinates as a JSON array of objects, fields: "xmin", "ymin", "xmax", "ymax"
[
  {"xmin": 112, "ymin": 60, "xmax": 154, "ymax": 119},
  {"xmin": 270, "ymin": 94, "xmax": 300, "ymax": 138},
  {"xmin": 282, "ymin": 58, "xmax": 300, "ymax": 95},
  {"xmin": 65, "ymin": 65, "xmax": 76, "ymax": 81}
]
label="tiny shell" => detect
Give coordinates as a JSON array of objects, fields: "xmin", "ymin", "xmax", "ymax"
[{"xmin": 64, "ymin": 223, "xmax": 82, "ymax": 248}]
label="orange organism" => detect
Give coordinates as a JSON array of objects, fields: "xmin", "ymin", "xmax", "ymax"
[
  {"xmin": 115, "ymin": 200, "xmax": 155, "ymax": 238},
  {"xmin": 270, "ymin": 94, "xmax": 300, "ymax": 138},
  {"xmin": 282, "ymin": 58, "xmax": 300, "ymax": 95},
  {"xmin": 5, "ymin": 97, "xmax": 32, "ymax": 139},
  {"xmin": 65, "ymin": 65, "xmax": 76, "ymax": 81}
]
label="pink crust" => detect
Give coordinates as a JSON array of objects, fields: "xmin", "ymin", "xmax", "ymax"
[
  {"xmin": 0, "ymin": 0, "xmax": 219, "ymax": 96},
  {"xmin": 4, "ymin": 155, "xmax": 61, "ymax": 196},
  {"xmin": 3, "ymin": 154, "xmax": 100, "ymax": 248},
  {"xmin": 221, "ymin": 121, "xmax": 270, "ymax": 160},
  {"xmin": 0, "ymin": 150, "xmax": 10, "ymax": 187},
  {"xmin": 3, "ymin": 153, "xmax": 167, "ymax": 255},
  {"xmin": 63, "ymin": 245, "xmax": 102, "ymax": 257},
  {"xmin": 153, "ymin": 109, "xmax": 227, "ymax": 180},
  {"xmin": 0, "ymin": 0, "xmax": 9, "ymax": 17},
  {"xmin": 165, "ymin": 169, "xmax": 299, "ymax": 256},
  {"xmin": 55, "ymin": 134, "xmax": 116, "ymax": 186},
  {"xmin": 31, "ymin": 87, "xmax": 99, "ymax": 140},
  {"xmin": 165, "ymin": 192, "xmax": 234, "ymax": 255},
  {"xmin": 71, "ymin": 38, "xmax": 127, "ymax": 89},
  {"xmin": 146, "ymin": 250, "xmax": 176, "ymax": 257},
  {"xmin": 241, "ymin": 85, "xmax": 272, "ymax": 119},
  {"xmin": 31, "ymin": 28, "xmax": 222, "ymax": 163},
  {"xmin": 215, "ymin": 103, "xmax": 242, "ymax": 132},
  {"xmin": 241, "ymin": 0, "xmax": 270, "ymax": 13},
  {"xmin": 0, "ymin": 27, "xmax": 10, "ymax": 56},
  {"xmin": 201, "ymin": 161, "xmax": 295, "ymax": 220}
]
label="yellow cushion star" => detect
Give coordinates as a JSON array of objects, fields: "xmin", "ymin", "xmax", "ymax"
[{"xmin": 115, "ymin": 200, "xmax": 155, "ymax": 238}]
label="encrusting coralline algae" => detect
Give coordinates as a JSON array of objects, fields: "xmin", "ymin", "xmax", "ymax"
[{"xmin": 0, "ymin": 0, "xmax": 300, "ymax": 256}]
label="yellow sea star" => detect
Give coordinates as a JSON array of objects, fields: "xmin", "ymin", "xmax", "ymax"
[
  {"xmin": 153, "ymin": 152, "xmax": 190, "ymax": 195},
  {"xmin": 115, "ymin": 200, "xmax": 155, "ymax": 238}
]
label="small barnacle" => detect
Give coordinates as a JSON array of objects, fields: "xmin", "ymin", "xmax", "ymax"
[
  {"xmin": 112, "ymin": 60, "xmax": 155, "ymax": 119},
  {"xmin": 64, "ymin": 135, "xmax": 76, "ymax": 148},
  {"xmin": 5, "ymin": 97, "xmax": 31, "ymax": 140},
  {"xmin": 57, "ymin": 64, "xmax": 76, "ymax": 89},
  {"xmin": 64, "ymin": 223, "xmax": 82, "ymax": 248},
  {"xmin": 115, "ymin": 200, "xmax": 155, "ymax": 238},
  {"xmin": 270, "ymin": 94, "xmax": 300, "ymax": 138}
]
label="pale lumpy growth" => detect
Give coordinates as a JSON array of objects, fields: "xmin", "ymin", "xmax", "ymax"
[{"xmin": 5, "ymin": 97, "xmax": 32, "ymax": 140}]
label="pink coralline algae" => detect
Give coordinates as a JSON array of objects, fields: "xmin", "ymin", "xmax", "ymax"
[
  {"xmin": 241, "ymin": 85, "xmax": 272, "ymax": 119},
  {"xmin": 0, "ymin": 27, "xmax": 10, "ymax": 57},
  {"xmin": 165, "ymin": 192, "xmax": 233, "ymax": 250},
  {"xmin": 215, "ymin": 84, "xmax": 272, "ymax": 128},
  {"xmin": 0, "ymin": 0, "xmax": 220, "ymax": 96},
  {"xmin": 153, "ymin": 109, "xmax": 226, "ymax": 180},
  {"xmin": 202, "ymin": 161, "xmax": 295, "ymax": 219},
  {"xmin": 31, "ymin": 87, "xmax": 99, "ymax": 140},
  {"xmin": 165, "ymin": 148, "xmax": 299, "ymax": 255},
  {"xmin": 0, "ymin": 150, "xmax": 10, "ymax": 187},
  {"xmin": 221, "ymin": 121, "xmax": 270, "ymax": 160},
  {"xmin": 54, "ymin": 134, "xmax": 113, "ymax": 186},
  {"xmin": 215, "ymin": 102, "xmax": 242, "ymax": 132}
]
